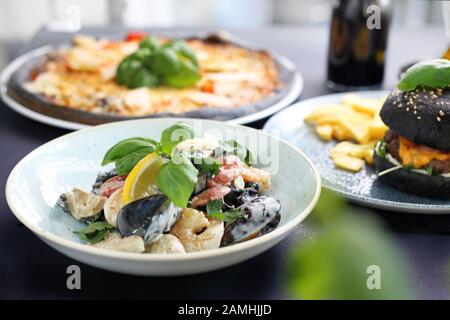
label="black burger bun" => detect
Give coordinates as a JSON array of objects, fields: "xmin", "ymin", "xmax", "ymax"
[
  {"xmin": 374, "ymin": 152, "xmax": 450, "ymax": 199},
  {"xmin": 380, "ymin": 87, "xmax": 450, "ymax": 151}
]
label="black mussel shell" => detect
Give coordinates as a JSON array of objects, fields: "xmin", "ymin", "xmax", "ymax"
[
  {"xmin": 224, "ymin": 183, "xmax": 260, "ymax": 208},
  {"xmin": 57, "ymin": 193, "xmax": 70, "ymax": 213},
  {"xmin": 221, "ymin": 196, "xmax": 281, "ymax": 246},
  {"xmin": 260, "ymin": 212, "xmax": 281, "ymax": 236},
  {"xmin": 91, "ymin": 169, "xmax": 117, "ymax": 195},
  {"xmin": 117, "ymin": 194, "xmax": 180, "ymax": 243}
]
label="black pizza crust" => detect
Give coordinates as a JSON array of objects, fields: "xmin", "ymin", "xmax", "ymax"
[
  {"xmin": 374, "ymin": 152, "xmax": 450, "ymax": 199},
  {"xmin": 380, "ymin": 87, "xmax": 450, "ymax": 151},
  {"xmin": 6, "ymin": 34, "xmax": 297, "ymax": 126}
]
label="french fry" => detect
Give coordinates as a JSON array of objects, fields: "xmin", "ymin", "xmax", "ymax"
[
  {"xmin": 331, "ymin": 141, "xmax": 368, "ymax": 159},
  {"xmin": 305, "ymin": 94, "xmax": 387, "ymax": 172},
  {"xmin": 336, "ymin": 118, "xmax": 371, "ymax": 144},
  {"xmin": 315, "ymin": 125, "xmax": 333, "ymax": 141},
  {"xmin": 341, "ymin": 94, "xmax": 360, "ymax": 107},
  {"xmin": 364, "ymin": 149, "xmax": 374, "ymax": 165},
  {"xmin": 369, "ymin": 112, "xmax": 388, "ymax": 140},
  {"xmin": 330, "ymin": 153, "xmax": 365, "ymax": 172},
  {"xmin": 332, "ymin": 124, "xmax": 352, "ymax": 140},
  {"xmin": 352, "ymin": 98, "xmax": 383, "ymax": 116},
  {"xmin": 342, "ymin": 94, "xmax": 383, "ymax": 116}
]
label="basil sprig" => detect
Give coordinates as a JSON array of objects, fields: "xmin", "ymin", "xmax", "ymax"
[
  {"xmin": 116, "ymin": 36, "xmax": 201, "ymax": 89},
  {"xmin": 397, "ymin": 59, "xmax": 450, "ymax": 92},
  {"xmin": 100, "ymin": 123, "xmax": 198, "ymax": 208},
  {"xmin": 76, "ymin": 221, "xmax": 114, "ymax": 244}
]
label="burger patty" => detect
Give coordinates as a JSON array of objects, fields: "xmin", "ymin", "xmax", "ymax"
[
  {"xmin": 384, "ymin": 130, "xmax": 400, "ymax": 160},
  {"xmin": 383, "ymin": 130, "xmax": 450, "ymax": 174}
]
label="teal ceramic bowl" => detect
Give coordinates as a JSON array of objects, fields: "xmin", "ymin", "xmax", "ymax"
[{"xmin": 6, "ymin": 118, "xmax": 320, "ymax": 276}]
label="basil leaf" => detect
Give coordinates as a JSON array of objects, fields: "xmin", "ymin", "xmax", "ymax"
[
  {"xmin": 426, "ymin": 166, "xmax": 435, "ymax": 176},
  {"xmin": 164, "ymin": 58, "xmax": 201, "ymax": 88},
  {"xmin": 206, "ymin": 199, "xmax": 223, "ymax": 216},
  {"xmin": 116, "ymin": 55, "xmax": 143, "ymax": 85},
  {"xmin": 102, "ymin": 137, "xmax": 157, "ymax": 166},
  {"xmin": 156, "ymin": 158, "xmax": 198, "ymax": 207},
  {"xmin": 151, "ymin": 46, "xmax": 180, "ymax": 76},
  {"xmin": 128, "ymin": 68, "xmax": 159, "ymax": 88},
  {"xmin": 75, "ymin": 222, "xmax": 113, "ymax": 244},
  {"xmin": 139, "ymin": 36, "xmax": 161, "ymax": 51},
  {"xmin": 397, "ymin": 59, "xmax": 450, "ymax": 91},
  {"xmin": 170, "ymin": 40, "xmax": 199, "ymax": 67},
  {"xmin": 115, "ymin": 146, "xmax": 155, "ymax": 175},
  {"xmin": 159, "ymin": 123, "xmax": 195, "ymax": 155},
  {"xmin": 223, "ymin": 140, "xmax": 253, "ymax": 165},
  {"xmin": 192, "ymin": 156, "xmax": 222, "ymax": 176},
  {"xmin": 116, "ymin": 38, "xmax": 200, "ymax": 89}
]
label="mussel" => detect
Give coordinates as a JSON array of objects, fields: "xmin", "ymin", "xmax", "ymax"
[
  {"xmin": 91, "ymin": 169, "xmax": 117, "ymax": 195},
  {"xmin": 116, "ymin": 194, "xmax": 180, "ymax": 243},
  {"xmin": 221, "ymin": 196, "xmax": 281, "ymax": 246},
  {"xmin": 223, "ymin": 182, "xmax": 259, "ymax": 208}
]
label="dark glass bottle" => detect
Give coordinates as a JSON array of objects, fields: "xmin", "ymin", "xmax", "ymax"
[{"xmin": 327, "ymin": 0, "xmax": 391, "ymax": 90}]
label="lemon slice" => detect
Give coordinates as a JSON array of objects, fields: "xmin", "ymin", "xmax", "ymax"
[{"xmin": 122, "ymin": 153, "xmax": 165, "ymax": 205}]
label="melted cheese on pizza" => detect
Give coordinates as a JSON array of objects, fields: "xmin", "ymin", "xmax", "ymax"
[{"xmin": 25, "ymin": 34, "xmax": 280, "ymax": 116}]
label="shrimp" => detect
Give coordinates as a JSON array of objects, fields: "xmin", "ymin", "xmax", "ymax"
[
  {"xmin": 191, "ymin": 186, "xmax": 231, "ymax": 208},
  {"xmin": 170, "ymin": 208, "xmax": 224, "ymax": 252},
  {"xmin": 207, "ymin": 155, "xmax": 244, "ymax": 187},
  {"xmin": 99, "ymin": 175, "xmax": 126, "ymax": 198},
  {"xmin": 103, "ymin": 187, "xmax": 123, "ymax": 227},
  {"xmin": 146, "ymin": 234, "xmax": 186, "ymax": 254},
  {"xmin": 241, "ymin": 166, "xmax": 271, "ymax": 190}
]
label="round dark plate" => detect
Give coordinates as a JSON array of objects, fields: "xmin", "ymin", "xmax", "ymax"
[{"xmin": 1, "ymin": 32, "xmax": 302, "ymax": 130}]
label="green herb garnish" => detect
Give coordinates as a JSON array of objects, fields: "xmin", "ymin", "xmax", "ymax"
[
  {"xmin": 116, "ymin": 37, "xmax": 201, "ymax": 89},
  {"xmin": 159, "ymin": 122, "xmax": 195, "ymax": 155},
  {"xmin": 426, "ymin": 166, "xmax": 435, "ymax": 176},
  {"xmin": 397, "ymin": 59, "xmax": 450, "ymax": 92},
  {"xmin": 75, "ymin": 222, "xmax": 114, "ymax": 244},
  {"xmin": 101, "ymin": 137, "xmax": 157, "ymax": 175},
  {"xmin": 192, "ymin": 156, "xmax": 222, "ymax": 176},
  {"xmin": 156, "ymin": 153, "xmax": 198, "ymax": 208},
  {"xmin": 206, "ymin": 199, "xmax": 245, "ymax": 223},
  {"xmin": 114, "ymin": 147, "xmax": 155, "ymax": 176},
  {"xmin": 206, "ymin": 199, "xmax": 224, "ymax": 216},
  {"xmin": 375, "ymin": 141, "xmax": 387, "ymax": 158},
  {"xmin": 102, "ymin": 137, "xmax": 157, "ymax": 166}
]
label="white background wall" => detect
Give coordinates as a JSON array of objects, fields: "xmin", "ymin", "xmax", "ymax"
[
  {"xmin": 0, "ymin": 0, "xmax": 108, "ymax": 40},
  {"xmin": 0, "ymin": 0, "xmax": 446, "ymax": 41}
]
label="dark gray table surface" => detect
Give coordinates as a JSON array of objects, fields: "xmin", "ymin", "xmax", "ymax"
[{"xmin": 1, "ymin": 26, "xmax": 450, "ymax": 300}]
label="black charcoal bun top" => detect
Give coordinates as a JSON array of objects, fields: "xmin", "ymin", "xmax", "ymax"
[{"xmin": 380, "ymin": 87, "xmax": 450, "ymax": 151}]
